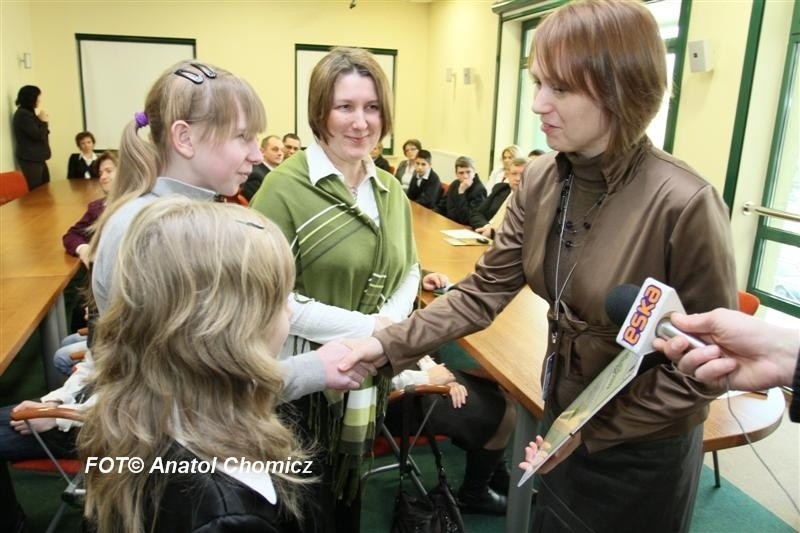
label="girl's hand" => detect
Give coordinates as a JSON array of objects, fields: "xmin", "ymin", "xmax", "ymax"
[{"xmin": 448, "ymin": 383, "xmax": 467, "ymax": 408}]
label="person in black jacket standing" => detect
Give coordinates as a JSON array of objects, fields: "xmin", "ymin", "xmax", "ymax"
[
  {"xmin": 437, "ymin": 155, "xmax": 487, "ymax": 225},
  {"xmin": 406, "ymin": 149, "xmax": 441, "ymax": 209},
  {"xmin": 12, "ymin": 85, "xmax": 51, "ymax": 190}
]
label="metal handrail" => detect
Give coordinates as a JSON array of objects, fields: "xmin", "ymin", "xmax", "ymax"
[{"xmin": 741, "ymin": 202, "xmax": 800, "ymax": 223}]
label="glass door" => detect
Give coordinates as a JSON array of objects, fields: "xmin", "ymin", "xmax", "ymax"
[{"xmin": 748, "ymin": 12, "xmax": 800, "ymax": 317}]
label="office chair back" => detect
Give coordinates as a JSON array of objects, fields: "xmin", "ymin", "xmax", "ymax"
[
  {"xmin": 0, "ymin": 170, "xmax": 29, "ymax": 205},
  {"xmin": 738, "ymin": 290, "xmax": 760, "ymax": 316}
]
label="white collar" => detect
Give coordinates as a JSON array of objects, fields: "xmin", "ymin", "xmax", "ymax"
[
  {"xmin": 306, "ymin": 139, "xmax": 388, "ymax": 193},
  {"xmin": 416, "ymin": 169, "xmax": 431, "ymax": 181},
  {"xmin": 171, "ymin": 408, "xmax": 277, "ymax": 504}
]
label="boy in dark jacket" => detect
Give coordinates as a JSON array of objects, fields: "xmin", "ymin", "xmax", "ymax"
[
  {"xmin": 406, "ymin": 149, "xmax": 441, "ymax": 209},
  {"xmin": 437, "ymin": 155, "xmax": 487, "ymax": 225}
]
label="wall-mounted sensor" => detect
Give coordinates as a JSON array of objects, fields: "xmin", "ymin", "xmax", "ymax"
[{"xmin": 688, "ymin": 40, "xmax": 713, "ymax": 73}]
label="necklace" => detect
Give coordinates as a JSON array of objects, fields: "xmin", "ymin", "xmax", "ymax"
[{"xmin": 554, "ymin": 173, "xmax": 606, "ymax": 249}]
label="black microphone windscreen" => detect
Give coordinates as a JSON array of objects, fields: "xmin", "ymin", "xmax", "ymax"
[{"xmin": 605, "ymin": 284, "xmax": 641, "ymax": 326}]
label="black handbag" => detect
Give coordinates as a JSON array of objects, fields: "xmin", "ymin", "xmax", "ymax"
[{"xmin": 390, "ymin": 387, "xmax": 465, "ymax": 533}]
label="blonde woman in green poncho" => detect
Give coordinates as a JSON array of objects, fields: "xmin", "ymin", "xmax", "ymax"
[{"xmin": 250, "ymin": 47, "xmax": 419, "ymax": 532}]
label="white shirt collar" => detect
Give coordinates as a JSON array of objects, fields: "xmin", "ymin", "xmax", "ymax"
[
  {"xmin": 415, "ymin": 169, "xmax": 431, "ymax": 181},
  {"xmin": 171, "ymin": 407, "xmax": 277, "ymax": 504},
  {"xmin": 306, "ymin": 139, "xmax": 388, "ymax": 193}
]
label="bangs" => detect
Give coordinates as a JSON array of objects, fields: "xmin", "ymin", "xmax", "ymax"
[
  {"xmin": 532, "ymin": 20, "xmax": 602, "ymax": 102},
  {"xmin": 199, "ymin": 76, "xmax": 266, "ymax": 144}
]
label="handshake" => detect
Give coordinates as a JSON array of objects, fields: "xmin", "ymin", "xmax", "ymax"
[{"xmin": 316, "ymin": 336, "xmax": 388, "ymax": 390}]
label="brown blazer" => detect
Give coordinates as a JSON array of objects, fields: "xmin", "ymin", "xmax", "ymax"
[{"xmin": 376, "ymin": 138, "xmax": 737, "ymax": 452}]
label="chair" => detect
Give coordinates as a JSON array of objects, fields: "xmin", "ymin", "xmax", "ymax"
[
  {"xmin": 707, "ymin": 290, "xmax": 761, "ymax": 488},
  {"xmin": 10, "ymin": 406, "xmax": 86, "ymax": 533},
  {"xmin": 737, "ymin": 290, "xmax": 760, "ymax": 316},
  {"xmin": 364, "ymin": 384, "xmax": 451, "ymax": 496},
  {"xmin": 0, "ymin": 170, "xmax": 29, "ymax": 205},
  {"xmin": 223, "ymin": 191, "xmax": 249, "ymax": 206}
]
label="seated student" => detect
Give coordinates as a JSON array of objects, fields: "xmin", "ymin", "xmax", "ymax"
[
  {"xmin": 436, "ymin": 155, "xmax": 487, "ymax": 225},
  {"xmin": 66, "ymin": 131, "xmax": 98, "ymax": 179},
  {"xmin": 63, "ymin": 151, "xmax": 117, "ymax": 265},
  {"xmin": 283, "ymin": 132, "xmax": 302, "ymax": 160},
  {"xmin": 54, "ymin": 151, "xmax": 119, "ymax": 375},
  {"xmin": 370, "ymin": 142, "xmax": 391, "ymax": 173},
  {"xmin": 0, "ymin": 351, "xmax": 90, "ymax": 532},
  {"xmin": 386, "ymin": 353, "xmax": 515, "ymax": 515},
  {"xmin": 528, "ymin": 148, "xmax": 545, "ymax": 160},
  {"xmin": 80, "ymin": 198, "xmax": 309, "ymax": 531},
  {"xmin": 406, "ymin": 149, "xmax": 441, "ymax": 209},
  {"xmin": 485, "ymin": 144, "xmax": 523, "ymax": 189},
  {"xmin": 395, "ymin": 138, "xmax": 422, "ymax": 191},
  {"xmin": 241, "ymin": 135, "xmax": 285, "ymax": 201},
  {"xmin": 470, "ymin": 157, "xmax": 526, "ymax": 238}
]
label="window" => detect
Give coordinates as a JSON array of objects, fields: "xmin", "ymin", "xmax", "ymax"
[
  {"xmin": 748, "ymin": 4, "xmax": 800, "ymax": 317},
  {"xmin": 511, "ymin": 0, "xmax": 687, "ymax": 154}
]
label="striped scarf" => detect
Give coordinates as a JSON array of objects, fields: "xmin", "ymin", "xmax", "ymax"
[{"xmin": 251, "ymin": 151, "xmax": 417, "ymax": 500}]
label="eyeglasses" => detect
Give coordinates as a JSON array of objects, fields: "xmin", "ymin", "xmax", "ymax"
[{"xmin": 174, "ymin": 62, "xmax": 218, "ymax": 85}]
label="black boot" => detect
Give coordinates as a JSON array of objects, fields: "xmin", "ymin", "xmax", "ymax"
[
  {"xmin": 488, "ymin": 459, "xmax": 510, "ymax": 495},
  {"xmin": 457, "ymin": 448, "xmax": 507, "ymax": 516}
]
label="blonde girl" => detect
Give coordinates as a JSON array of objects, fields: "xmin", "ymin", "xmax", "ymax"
[
  {"xmin": 82, "ymin": 61, "xmax": 362, "ymax": 408},
  {"xmin": 80, "ymin": 198, "xmax": 308, "ymax": 532},
  {"xmin": 486, "ymin": 144, "xmax": 523, "ymax": 189}
]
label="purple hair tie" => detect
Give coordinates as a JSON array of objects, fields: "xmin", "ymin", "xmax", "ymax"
[{"xmin": 134, "ymin": 111, "xmax": 149, "ymax": 129}]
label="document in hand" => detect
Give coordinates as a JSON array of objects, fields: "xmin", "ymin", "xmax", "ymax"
[
  {"xmin": 517, "ymin": 349, "xmax": 644, "ymax": 486},
  {"xmin": 440, "ymin": 229, "xmax": 491, "ymax": 246}
]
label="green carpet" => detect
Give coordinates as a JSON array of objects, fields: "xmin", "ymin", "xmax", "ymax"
[
  {"xmin": 3, "ymin": 335, "xmax": 796, "ymax": 532},
  {"xmin": 361, "ymin": 440, "xmax": 796, "ymax": 532}
]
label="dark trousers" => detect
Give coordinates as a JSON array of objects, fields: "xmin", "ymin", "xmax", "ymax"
[
  {"xmin": 532, "ymin": 412, "xmax": 703, "ymax": 533},
  {"xmin": 0, "ymin": 404, "xmax": 77, "ymax": 528},
  {"xmin": 18, "ymin": 160, "xmax": 50, "ymax": 190}
]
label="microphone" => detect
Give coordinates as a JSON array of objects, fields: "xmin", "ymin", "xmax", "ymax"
[{"xmin": 606, "ymin": 278, "xmax": 705, "ymax": 355}]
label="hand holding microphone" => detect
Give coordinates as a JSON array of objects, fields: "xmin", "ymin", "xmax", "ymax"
[
  {"xmin": 606, "ymin": 278, "xmax": 705, "ymax": 356},
  {"xmin": 654, "ymin": 308, "xmax": 798, "ymax": 391},
  {"xmin": 606, "ymin": 278, "xmax": 799, "ymax": 392}
]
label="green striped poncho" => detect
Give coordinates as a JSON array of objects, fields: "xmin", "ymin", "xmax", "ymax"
[{"xmin": 250, "ymin": 149, "xmax": 418, "ymax": 501}]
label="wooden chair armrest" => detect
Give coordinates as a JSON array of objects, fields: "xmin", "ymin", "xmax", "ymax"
[
  {"xmin": 388, "ymin": 384, "xmax": 451, "ymax": 403},
  {"xmin": 11, "ymin": 406, "xmax": 86, "ymax": 423}
]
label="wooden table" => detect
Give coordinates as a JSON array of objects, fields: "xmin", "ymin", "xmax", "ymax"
[
  {"xmin": 0, "ymin": 179, "xmax": 99, "ymax": 386},
  {"xmin": 411, "ymin": 202, "xmax": 547, "ymax": 532},
  {"xmin": 410, "ymin": 202, "xmax": 786, "ymax": 532},
  {"xmin": 703, "ymin": 388, "xmax": 785, "ymax": 487}
]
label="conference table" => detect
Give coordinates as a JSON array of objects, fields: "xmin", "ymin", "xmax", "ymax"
[
  {"xmin": 409, "ymin": 202, "xmax": 785, "ymax": 532},
  {"xmin": 0, "ymin": 179, "xmax": 99, "ymax": 387},
  {"xmin": 411, "ymin": 202, "xmax": 550, "ymax": 532}
]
